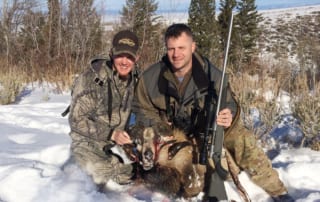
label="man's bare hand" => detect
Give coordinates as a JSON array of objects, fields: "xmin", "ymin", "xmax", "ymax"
[
  {"xmin": 111, "ymin": 130, "xmax": 132, "ymax": 145},
  {"xmin": 216, "ymin": 108, "xmax": 233, "ymax": 128}
]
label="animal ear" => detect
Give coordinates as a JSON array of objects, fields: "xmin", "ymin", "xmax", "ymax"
[{"xmin": 153, "ymin": 122, "xmax": 172, "ymax": 137}]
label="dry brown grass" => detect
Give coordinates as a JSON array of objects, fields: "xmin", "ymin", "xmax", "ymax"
[
  {"xmin": 292, "ymin": 72, "xmax": 320, "ymax": 150},
  {"xmin": 229, "ymin": 61, "xmax": 283, "ymax": 133},
  {"xmin": 229, "ymin": 56, "xmax": 320, "ymax": 150},
  {"xmin": 0, "ymin": 64, "xmax": 26, "ymax": 105},
  {"xmin": 0, "ymin": 57, "xmax": 75, "ymax": 105}
]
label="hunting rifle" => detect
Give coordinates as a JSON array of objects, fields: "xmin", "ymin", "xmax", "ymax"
[{"xmin": 199, "ymin": 12, "xmax": 234, "ymax": 201}]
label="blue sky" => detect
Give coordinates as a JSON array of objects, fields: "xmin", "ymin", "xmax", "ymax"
[{"xmin": 99, "ymin": 0, "xmax": 320, "ymax": 12}]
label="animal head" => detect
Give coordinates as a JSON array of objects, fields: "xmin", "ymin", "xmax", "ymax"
[
  {"xmin": 127, "ymin": 122, "xmax": 174, "ymax": 170},
  {"xmin": 140, "ymin": 127, "xmax": 157, "ymax": 170}
]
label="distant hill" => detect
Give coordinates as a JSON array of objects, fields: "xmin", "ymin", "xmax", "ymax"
[
  {"xmin": 102, "ymin": 4, "xmax": 320, "ymax": 68},
  {"xmin": 258, "ymin": 5, "xmax": 320, "ymax": 66}
]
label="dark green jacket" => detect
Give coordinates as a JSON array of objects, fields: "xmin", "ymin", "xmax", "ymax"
[{"xmin": 133, "ymin": 52, "xmax": 237, "ymax": 135}]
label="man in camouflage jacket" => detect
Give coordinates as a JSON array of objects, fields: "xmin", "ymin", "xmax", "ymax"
[
  {"xmin": 132, "ymin": 24, "xmax": 293, "ymax": 201},
  {"xmin": 67, "ymin": 30, "xmax": 139, "ymax": 189}
]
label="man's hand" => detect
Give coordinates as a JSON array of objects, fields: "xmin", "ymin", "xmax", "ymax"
[
  {"xmin": 216, "ymin": 108, "xmax": 233, "ymax": 128},
  {"xmin": 111, "ymin": 129, "xmax": 132, "ymax": 145}
]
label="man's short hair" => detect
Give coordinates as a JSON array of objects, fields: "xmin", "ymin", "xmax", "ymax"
[{"xmin": 164, "ymin": 23, "xmax": 194, "ymax": 42}]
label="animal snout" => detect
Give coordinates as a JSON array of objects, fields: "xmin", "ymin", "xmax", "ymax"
[{"xmin": 144, "ymin": 148, "xmax": 154, "ymax": 161}]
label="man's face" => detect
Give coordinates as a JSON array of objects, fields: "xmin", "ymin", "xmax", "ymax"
[
  {"xmin": 113, "ymin": 53, "xmax": 136, "ymax": 79},
  {"xmin": 166, "ymin": 32, "xmax": 195, "ymax": 75}
]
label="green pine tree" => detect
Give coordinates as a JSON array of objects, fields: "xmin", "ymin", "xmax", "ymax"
[
  {"xmin": 218, "ymin": 0, "xmax": 236, "ymax": 51},
  {"xmin": 218, "ymin": 0, "xmax": 262, "ymax": 72},
  {"xmin": 188, "ymin": 0, "xmax": 219, "ymax": 63},
  {"xmin": 218, "ymin": 0, "xmax": 236, "ymax": 70},
  {"xmin": 236, "ymin": 0, "xmax": 263, "ymax": 65},
  {"xmin": 120, "ymin": 0, "xmax": 163, "ymax": 68}
]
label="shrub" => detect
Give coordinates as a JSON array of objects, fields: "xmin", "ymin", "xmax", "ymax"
[
  {"xmin": 0, "ymin": 70, "xmax": 24, "ymax": 105},
  {"xmin": 292, "ymin": 73, "xmax": 320, "ymax": 150}
]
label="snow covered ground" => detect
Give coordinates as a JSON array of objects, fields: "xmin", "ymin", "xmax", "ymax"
[
  {"xmin": 0, "ymin": 81, "xmax": 319, "ymax": 202},
  {"xmin": 259, "ymin": 4, "xmax": 320, "ymax": 22},
  {"xmin": 1, "ymin": 4, "xmax": 320, "ymax": 202}
]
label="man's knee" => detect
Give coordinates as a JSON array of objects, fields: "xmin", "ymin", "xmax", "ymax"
[
  {"xmin": 72, "ymin": 147, "xmax": 133, "ymax": 185},
  {"xmin": 251, "ymin": 168, "xmax": 287, "ymax": 196},
  {"xmin": 88, "ymin": 155, "xmax": 133, "ymax": 185}
]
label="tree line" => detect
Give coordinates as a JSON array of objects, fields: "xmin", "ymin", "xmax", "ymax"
[
  {"xmin": 0, "ymin": 0, "xmax": 319, "ymax": 149},
  {"xmin": 0, "ymin": 0, "xmax": 261, "ymax": 84},
  {"xmin": 0, "ymin": 0, "xmax": 103, "ymax": 83}
]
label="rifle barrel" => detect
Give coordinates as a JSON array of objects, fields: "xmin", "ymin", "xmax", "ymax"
[{"xmin": 210, "ymin": 12, "xmax": 234, "ymax": 157}]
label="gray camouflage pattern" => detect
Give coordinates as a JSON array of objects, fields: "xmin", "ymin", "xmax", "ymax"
[{"xmin": 68, "ymin": 58, "xmax": 136, "ymax": 185}]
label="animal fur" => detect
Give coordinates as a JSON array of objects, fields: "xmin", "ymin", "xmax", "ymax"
[{"xmin": 127, "ymin": 123, "xmax": 205, "ymax": 198}]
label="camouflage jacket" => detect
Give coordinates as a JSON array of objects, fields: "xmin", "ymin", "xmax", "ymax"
[
  {"xmin": 132, "ymin": 52, "xmax": 238, "ymax": 136},
  {"xmin": 68, "ymin": 57, "xmax": 138, "ymax": 145}
]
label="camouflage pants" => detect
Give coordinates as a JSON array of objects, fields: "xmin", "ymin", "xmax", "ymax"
[
  {"xmin": 224, "ymin": 119, "xmax": 287, "ymax": 196},
  {"xmin": 70, "ymin": 132, "xmax": 133, "ymax": 186}
]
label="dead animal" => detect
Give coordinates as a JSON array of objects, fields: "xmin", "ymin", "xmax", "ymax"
[{"xmin": 126, "ymin": 122, "xmax": 205, "ymax": 198}]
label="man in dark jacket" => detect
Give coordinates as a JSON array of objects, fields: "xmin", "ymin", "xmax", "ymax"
[
  {"xmin": 132, "ymin": 23, "xmax": 294, "ymax": 202},
  {"xmin": 68, "ymin": 30, "xmax": 139, "ymax": 190}
]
